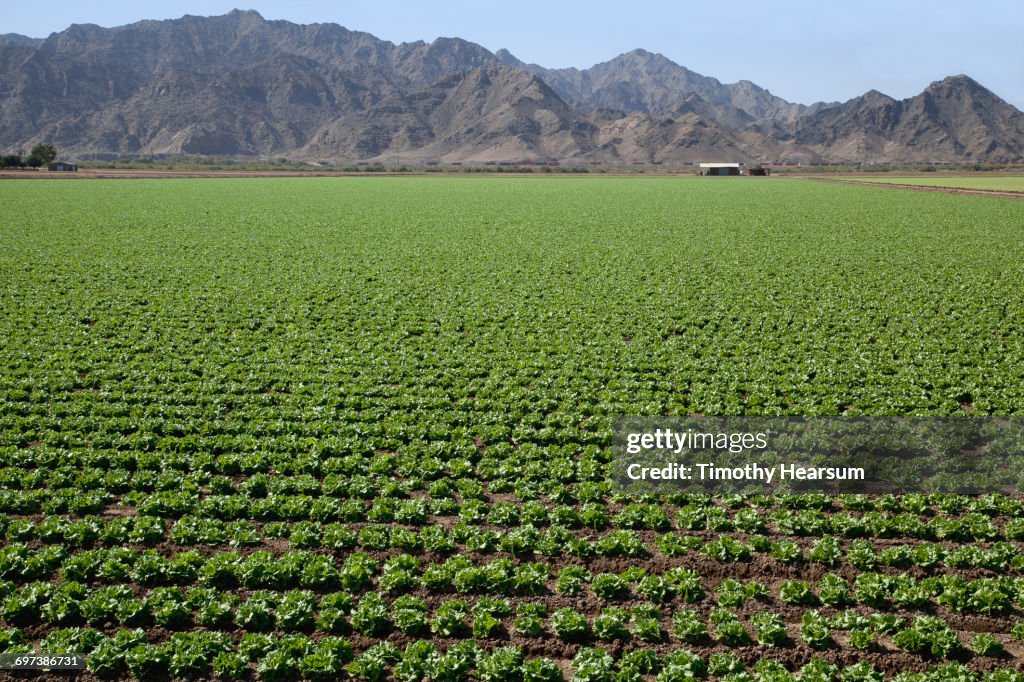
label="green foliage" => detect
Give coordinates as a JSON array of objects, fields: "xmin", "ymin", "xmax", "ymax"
[
  {"xmin": 840, "ymin": 661, "xmax": 883, "ymax": 682},
  {"xmin": 707, "ymin": 652, "xmax": 744, "ymax": 677},
  {"xmin": 391, "ymin": 595, "xmax": 429, "ymax": 635},
  {"xmin": 593, "ymin": 607, "xmax": 629, "ymax": 641},
  {"xmin": 972, "ymin": 633, "xmax": 1005, "ymax": 657},
  {"xmin": 818, "ymin": 574, "xmax": 852, "ymax": 607},
  {"xmin": 716, "ymin": 578, "xmax": 749, "ymax": 607},
  {"xmin": 800, "ymin": 658, "xmax": 838, "ymax": 682},
  {"xmin": 845, "ymin": 540, "xmax": 877, "ymax": 571},
  {"xmin": 636, "ymin": 574, "xmax": 672, "ymax": 602},
  {"xmin": 552, "ymin": 607, "xmax": 590, "ymax": 642},
  {"xmin": 300, "ymin": 637, "xmax": 353, "ymax": 680},
  {"xmin": 572, "ymin": 648, "xmax": 614, "ymax": 682},
  {"xmin": 809, "ymin": 537, "xmax": 843, "ymax": 566},
  {"xmin": 663, "ymin": 561, "xmax": 704, "ymax": 602},
  {"xmin": 800, "ymin": 611, "xmax": 832, "ymax": 649},
  {"xmin": 849, "ymin": 628, "xmax": 877, "ymax": 651},
  {"xmin": 393, "ymin": 641, "xmax": 437, "ymax": 682},
  {"xmin": 770, "ymin": 540, "xmax": 803, "ymax": 563},
  {"xmin": 753, "ymin": 611, "xmax": 788, "ymax": 647},
  {"xmin": 590, "ymin": 573, "xmax": 628, "ymax": 600},
  {"xmin": 671, "ymin": 608, "xmax": 708, "ymax": 643},
  {"xmin": 893, "ymin": 616, "xmax": 962, "ymax": 659},
  {"xmin": 276, "ymin": 590, "xmax": 316, "ymax": 631},
  {"xmin": 348, "ymin": 642, "xmax": 400, "ymax": 682},
  {"xmin": 703, "ymin": 536, "xmax": 751, "ymax": 562},
  {"xmin": 854, "ymin": 573, "xmax": 890, "ymax": 608},
  {"xmin": 714, "ymin": 611, "xmax": 750, "ymax": 646},
  {"xmin": 237, "ymin": 594, "xmax": 275, "ymax": 632},
  {"xmin": 2, "ymin": 178, "xmax": 1024, "ymax": 680},
  {"xmin": 514, "ymin": 603, "xmax": 547, "ymax": 637},
  {"xmin": 351, "ymin": 593, "xmax": 389, "ymax": 637},
  {"xmin": 657, "ymin": 650, "xmax": 706, "ymax": 681},
  {"xmin": 477, "ymin": 646, "xmax": 523, "ymax": 682},
  {"xmin": 471, "ymin": 602, "xmax": 506, "ymax": 639},
  {"xmin": 620, "ymin": 649, "xmax": 660, "ymax": 676},
  {"xmin": 632, "ymin": 616, "xmax": 663, "ymax": 643},
  {"xmin": 213, "ymin": 650, "xmax": 249, "ymax": 680},
  {"xmin": 556, "ymin": 566, "xmax": 590, "ymax": 596},
  {"xmin": 424, "ymin": 641, "xmax": 479, "ymax": 682},
  {"xmin": 753, "ymin": 659, "xmax": 795, "ymax": 682},
  {"xmin": 523, "ymin": 657, "xmax": 564, "ymax": 682},
  {"xmin": 432, "ymin": 600, "xmax": 470, "ymax": 638},
  {"xmin": 30, "ymin": 143, "xmax": 57, "ymax": 165},
  {"xmin": 779, "ymin": 580, "xmax": 817, "ymax": 605}
]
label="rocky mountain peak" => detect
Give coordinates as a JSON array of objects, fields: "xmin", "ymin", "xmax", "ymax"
[{"xmin": 1, "ymin": 11, "xmax": 1020, "ymax": 164}]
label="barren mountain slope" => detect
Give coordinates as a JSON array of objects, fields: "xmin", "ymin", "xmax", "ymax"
[{"xmin": 1, "ymin": 12, "xmax": 1021, "ymax": 163}]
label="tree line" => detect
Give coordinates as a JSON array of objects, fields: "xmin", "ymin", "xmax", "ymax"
[{"xmin": 1, "ymin": 143, "xmax": 57, "ymax": 168}]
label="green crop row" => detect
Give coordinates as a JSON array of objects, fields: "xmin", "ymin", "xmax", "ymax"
[{"xmin": 4, "ymin": 627, "xmax": 1024, "ymax": 682}]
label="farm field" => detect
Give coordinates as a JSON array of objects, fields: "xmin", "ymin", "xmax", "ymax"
[
  {"xmin": 2, "ymin": 177, "xmax": 1024, "ymax": 681},
  {"xmin": 826, "ymin": 176, "xmax": 1024, "ymax": 193}
]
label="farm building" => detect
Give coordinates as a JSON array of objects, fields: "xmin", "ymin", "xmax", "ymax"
[
  {"xmin": 699, "ymin": 162, "xmax": 741, "ymax": 176},
  {"xmin": 47, "ymin": 161, "xmax": 77, "ymax": 172}
]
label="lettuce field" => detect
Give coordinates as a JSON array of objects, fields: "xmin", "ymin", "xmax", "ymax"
[{"xmin": 1, "ymin": 177, "xmax": 1024, "ymax": 681}]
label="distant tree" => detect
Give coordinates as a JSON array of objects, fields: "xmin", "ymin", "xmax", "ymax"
[
  {"xmin": 1, "ymin": 153, "xmax": 24, "ymax": 168},
  {"xmin": 25, "ymin": 154, "xmax": 43, "ymax": 169},
  {"xmin": 30, "ymin": 143, "xmax": 57, "ymax": 165}
]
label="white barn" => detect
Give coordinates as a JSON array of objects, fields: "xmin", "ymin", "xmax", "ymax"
[{"xmin": 699, "ymin": 162, "xmax": 741, "ymax": 176}]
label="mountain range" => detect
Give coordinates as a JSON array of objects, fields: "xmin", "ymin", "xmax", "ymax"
[{"xmin": 1, "ymin": 9, "xmax": 1022, "ymax": 164}]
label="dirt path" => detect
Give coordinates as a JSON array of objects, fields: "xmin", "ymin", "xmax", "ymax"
[{"xmin": 794, "ymin": 175, "xmax": 1024, "ymax": 199}]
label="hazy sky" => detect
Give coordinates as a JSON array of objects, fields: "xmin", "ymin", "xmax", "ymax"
[{"xmin": 5, "ymin": 1, "xmax": 1023, "ymax": 109}]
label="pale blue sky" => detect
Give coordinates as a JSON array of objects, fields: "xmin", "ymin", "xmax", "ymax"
[{"xmin": 5, "ymin": 1, "xmax": 1023, "ymax": 109}]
